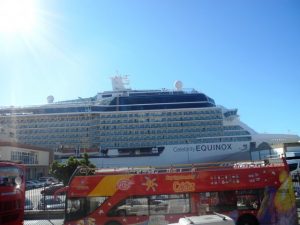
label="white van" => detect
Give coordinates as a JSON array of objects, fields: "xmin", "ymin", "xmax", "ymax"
[
  {"xmin": 286, "ymin": 158, "xmax": 300, "ymax": 177},
  {"xmin": 168, "ymin": 214, "xmax": 234, "ymax": 225},
  {"xmin": 286, "ymin": 158, "xmax": 300, "ymax": 196}
]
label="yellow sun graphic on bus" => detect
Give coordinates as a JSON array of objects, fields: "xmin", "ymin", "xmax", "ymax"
[{"xmin": 142, "ymin": 176, "xmax": 158, "ymax": 191}]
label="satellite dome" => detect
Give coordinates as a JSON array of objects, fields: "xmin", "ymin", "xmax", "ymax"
[
  {"xmin": 47, "ymin": 95, "xmax": 54, "ymax": 103},
  {"xmin": 174, "ymin": 80, "xmax": 183, "ymax": 91}
]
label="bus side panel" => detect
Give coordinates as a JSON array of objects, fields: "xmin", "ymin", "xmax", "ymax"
[{"xmin": 257, "ymin": 170, "xmax": 298, "ymax": 225}]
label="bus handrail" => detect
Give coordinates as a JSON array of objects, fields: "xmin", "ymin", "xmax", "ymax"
[{"xmin": 71, "ymin": 158, "xmax": 286, "ymax": 177}]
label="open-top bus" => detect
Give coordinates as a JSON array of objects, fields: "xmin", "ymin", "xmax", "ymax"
[
  {"xmin": 0, "ymin": 161, "xmax": 25, "ymax": 225},
  {"xmin": 63, "ymin": 158, "xmax": 297, "ymax": 225}
]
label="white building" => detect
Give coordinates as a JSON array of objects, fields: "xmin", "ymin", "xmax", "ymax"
[{"xmin": 0, "ymin": 140, "xmax": 53, "ymax": 180}]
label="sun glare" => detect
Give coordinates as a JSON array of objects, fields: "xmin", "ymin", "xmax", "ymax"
[{"xmin": 0, "ymin": 0, "xmax": 37, "ymax": 34}]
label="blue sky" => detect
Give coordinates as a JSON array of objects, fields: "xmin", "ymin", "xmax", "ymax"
[{"xmin": 0, "ymin": 0, "xmax": 299, "ymax": 136}]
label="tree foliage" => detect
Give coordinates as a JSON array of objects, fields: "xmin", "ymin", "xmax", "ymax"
[{"xmin": 49, "ymin": 153, "xmax": 95, "ymax": 185}]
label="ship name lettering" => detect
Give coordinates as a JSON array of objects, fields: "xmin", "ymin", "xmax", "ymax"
[
  {"xmin": 196, "ymin": 144, "xmax": 232, "ymax": 151},
  {"xmin": 173, "ymin": 146, "xmax": 195, "ymax": 152}
]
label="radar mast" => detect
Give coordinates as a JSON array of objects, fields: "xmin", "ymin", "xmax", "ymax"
[{"xmin": 110, "ymin": 74, "xmax": 130, "ymax": 91}]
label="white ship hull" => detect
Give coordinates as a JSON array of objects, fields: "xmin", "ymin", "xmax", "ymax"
[{"xmin": 92, "ymin": 141, "xmax": 251, "ymax": 168}]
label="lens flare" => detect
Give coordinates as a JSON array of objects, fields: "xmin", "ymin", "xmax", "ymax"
[{"xmin": 0, "ymin": 0, "xmax": 37, "ymax": 34}]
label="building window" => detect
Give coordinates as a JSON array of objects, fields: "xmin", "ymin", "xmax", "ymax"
[{"xmin": 11, "ymin": 151, "xmax": 38, "ymax": 164}]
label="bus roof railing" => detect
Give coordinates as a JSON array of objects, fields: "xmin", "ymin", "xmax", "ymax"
[
  {"xmin": 0, "ymin": 160, "xmax": 23, "ymax": 164},
  {"xmin": 73, "ymin": 157, "xmax": 286, "ymax": 177}
]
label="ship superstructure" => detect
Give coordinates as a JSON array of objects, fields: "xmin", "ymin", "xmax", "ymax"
[{"xmin": 0, "ymin": 76, "xmax": 299, "ymax": 167}]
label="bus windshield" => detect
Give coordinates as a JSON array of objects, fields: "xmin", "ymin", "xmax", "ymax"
[{"xmin": 0, "ymin": 166, "xmax": 23, "ymax": 187}]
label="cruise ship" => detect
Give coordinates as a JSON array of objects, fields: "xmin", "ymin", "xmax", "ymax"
[{"xmin": 0, "ymin": 76, "xmax": 299, "ymax": 167}]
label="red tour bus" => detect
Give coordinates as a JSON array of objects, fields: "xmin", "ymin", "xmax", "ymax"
[
  {"xmin": 0, "ymin": 161, "xmax": 26, "ymax": 225},
  {"xmin": 63, "ymin": 158, "xmax": 297, "ymax": 225}
]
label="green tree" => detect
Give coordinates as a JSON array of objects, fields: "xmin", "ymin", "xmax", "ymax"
[{"xmin": 50, "ymin": 153, "xmax": 95, "ymax": 185}]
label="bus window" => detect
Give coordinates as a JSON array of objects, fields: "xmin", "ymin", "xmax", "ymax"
[
  {"xmin": 67, "ymin": 198, "xmax": 85, "ymax": 215},
  {"xmin": 150, "ymin": 194, "xmax": 190, "ymax": 215},
  {"xmin": 88, "ymin": 196, "xmax": 107, "ymax": 213},
  {"xmin": 236, "ymin": 189, "xmax": 263, "ymax": 210},
  {"xmin": 288, "ymin": 163, "xmax": 298, "ymax": 172},
  {"xmin": 108, "ymin": 194, "xmax": 191, "ymax": 217},
  {"xmin": 109, "ymin": 197, "xmax": 149, "ymax": 216},
  {"xmin": 199, "ymin": 190, "xmax": 263, "ymax": 213},
  {"xmin": 163, "ymin": 194, "xmax": 190, "ymax": 214},
  {"xmin": 199, "ymin": 191, "xmax": 237, "ymax": 212},
  {"xmin": 66, "ymin": 196, "xmax": 107, "ymax": 221}
]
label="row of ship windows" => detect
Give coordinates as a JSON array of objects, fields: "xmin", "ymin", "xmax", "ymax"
[
  {"xmin": 121, "ymin": 132, "xmax": 213, "ymax": 140},
  {"xmin": 16, "ymin": 127, "xmax": 248, "ymax": 138},
  {"xmin": 99, "ymin": 110, "xmax": 222, "ymax": 118},
  {"xmin": 98, "ymin": 137, "xmax": 252, "ymax": 148},
  {"xmin": 0, "ymin": 108, "xmax": 222, "ymax": 120},
  {"xmin": 15, "ymin": 124, "xmax": 220, "ymax": 135},
  {"xmin": 17, "ymin": 128, "xmax": 88, "ymax": 135},
  {"xmin": 20, "ymin": 132, "xmax": 251, "ymax": 147},
  {"xmin": 0, "ymin": 109, "xmax": 222, "ymax": 124},
  {"xmin": 92, "ymin": 132, "xmax": 249, "ymax": 142},
  {"xmin": 20, "ymin": 122, "xmax": 81, "ymax": 128},
  {"xmin": 223, "ymin": 126, "xmax": 244, "ymax": 131},
  {"xmin": 23, "ymin": 136, "xmax": 251, "ymax": 149},
  {"xmin": 18, "ymin": 133, "xmax": 245, "ymax": 143},
  {"xmin": 18, "ymin": 131, "xmax": 222, "ymax": 141},
  {"xmin": 96, "ymin": 130, "xmax": 250, "ymax": 137},
  {"xmin": 15, "ymin": 125, "xmax": 245, "ymax": 136},
  {"xmin": 13, "ymin": 120, "xmax": 223, "ymax": 131},
  {"xmin": 17, "ymin": 128, "xmax": 220, "ymax": 137},
  {"xmin": 98, "ymin": 128, "xmax": 222, "ymax": 135},
  {"xmin": 16, "ymin": 126, "xmax": 219, "ymax": 135},
  {"xmin": 4, "ymin": 115, "xmax": 223, "ymax": 128},
  {"xmin": 100, "ymin": 121, "xmax": 223, "ymax": 129},
  {"xmin": 17, "ymin": 131, "xmax": 250, "ymax": 144},
  {"xmin": 99, "ymin": 115, "xmax": 223, "ymax": 124}
]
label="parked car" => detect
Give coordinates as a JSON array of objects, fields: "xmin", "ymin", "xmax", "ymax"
[
  {"xmin": 27, "ymin": 180, "xmax": 45, "ymax": 189},
  {"xmin": 38, "ymin": 176, "xmax": 58, "ymax": 186},
  {"xmin": 30, "ymin": 179, "xmax": 44, "ymax": 188},
  {"xmin": 41, "ymin": 183, "xmax": 65, "ymax": 195},
  {"xmin": 37, "ymin": 196, "xmax": 65, "ymax": 210},
  {"xmin": 26, "ymin": 181, "xmax": 37, "ymax": 189},
  {"xmin": 25, "ymin": 198, "xmax": 34, "ymax": 210}
]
